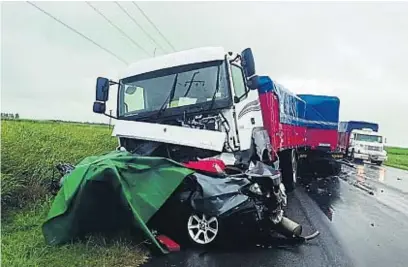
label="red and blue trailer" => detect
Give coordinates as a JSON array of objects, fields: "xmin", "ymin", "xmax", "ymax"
[
  {"xmin": 257, "ymin": 79, "xmax": 307, "ymax": 153},
  {"xmin": 298, "ymin": 94, "xmax": 340, "ymax": 152},
  {"xmin": 257, "ymin": 76, "xmax": 342, "ymax": 190}
]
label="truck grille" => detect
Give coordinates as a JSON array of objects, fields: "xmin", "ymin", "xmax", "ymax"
[{"xmin": 367, "ymin": 146, "xmax": 381, "ymax": 151}]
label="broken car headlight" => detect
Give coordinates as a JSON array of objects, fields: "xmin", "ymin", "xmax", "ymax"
[{"xmin": 249, "ymin": 183, "xmax": 263, "ymax": 195}]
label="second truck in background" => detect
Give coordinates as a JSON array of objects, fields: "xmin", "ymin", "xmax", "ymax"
[{"xmin": 338, "ymin": 121, "xmax": 388, "ymax": 165}]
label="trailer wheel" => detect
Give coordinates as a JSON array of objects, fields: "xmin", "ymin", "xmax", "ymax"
[
  {"xmin": 350, "ymin": 150, "xmax": 355, "ymax": 162},
  {"xmin": 282, "ymin": 150, "xmax": 297, "ymax": 193}
]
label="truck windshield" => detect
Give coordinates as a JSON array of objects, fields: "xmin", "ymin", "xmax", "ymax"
[
  {"xmin": 355, "ymin": 134, "xmax": 383, "ymax": 143},
  {"xmin": 118, "ymin": 61, "xmax": 229, "ymax": 118}
]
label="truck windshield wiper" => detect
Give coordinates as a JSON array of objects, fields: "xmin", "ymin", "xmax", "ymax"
[
  {"xmin": 208, "ymin": 65, "xmax": 221, "ymax": 111},
  {"xmin": 156, "ymin": 74, "xmax": 179, "ymax": 119}
]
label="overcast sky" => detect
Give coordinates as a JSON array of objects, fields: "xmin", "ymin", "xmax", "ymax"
[{"xmin": 1, "ymin": 1, "xmax": 408, "ymax": 147}]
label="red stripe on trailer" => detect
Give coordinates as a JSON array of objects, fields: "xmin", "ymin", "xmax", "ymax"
[
  {"xmin": 259, "ymin": 89, "xmax": 308, "ymax": 152},
  {"xmin": 258, "ymin": 90, "xmax": 281, "ymax": 152},
  {"xmin": 305, "ymin": 128, "xmax": 338, "ymax": 151}
]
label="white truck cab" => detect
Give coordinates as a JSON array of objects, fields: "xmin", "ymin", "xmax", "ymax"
[
  {"xmin": 349, "ymin": 128, "xmax": 388, "ymax": 165},
  {"xmin": 93, "ymin": 47, "xmax": 273, "ymax": 166}
]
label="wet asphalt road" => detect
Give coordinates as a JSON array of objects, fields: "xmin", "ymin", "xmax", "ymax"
[{"xmin": 142, "ymin": 163, "xmax": 408, "ymax": 267}]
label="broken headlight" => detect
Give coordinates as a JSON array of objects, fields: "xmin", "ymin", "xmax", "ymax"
[{"xmin": 249, "ymin": 183, "xmax": 263, "ymax": 196}]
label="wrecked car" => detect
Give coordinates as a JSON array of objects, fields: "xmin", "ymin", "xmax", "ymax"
[{"xmin": 47, "ymin": 151, "xmax": 318, "ymax": 254}]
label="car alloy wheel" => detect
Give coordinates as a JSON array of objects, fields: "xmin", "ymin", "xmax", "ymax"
[{"xmin": 187, "ymin": 213, "xmax": 218, "ymax": 245}]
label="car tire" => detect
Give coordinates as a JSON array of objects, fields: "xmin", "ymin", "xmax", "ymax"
[{"xmin": 186, "ymin": 213, "xmax": 220, "ymax": 247}]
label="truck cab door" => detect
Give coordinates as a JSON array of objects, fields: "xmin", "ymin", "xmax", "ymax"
[{"xmin": 230, "ymin": 64, "xmax": 263, "ymax": 151}]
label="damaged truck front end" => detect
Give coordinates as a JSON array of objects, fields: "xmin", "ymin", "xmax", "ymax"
[{"xmin": 80, "ymin": 47, "xmax": 320, "ymax": 252}]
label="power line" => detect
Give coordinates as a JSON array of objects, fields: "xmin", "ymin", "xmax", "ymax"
[
  {"xmin": 115, "ymin": 1, "xmax": 169, "ymax": 53},
  {"xmin": 86, "ymin": 1, "xmax": 150, "ymax": 56},
  {"xmin": 132, "ymin": 2, "xmax": 176, "ymax": 52},
  {"xmin": 26, "ymin": 1, "xmax": 128, "ymax": 65}
]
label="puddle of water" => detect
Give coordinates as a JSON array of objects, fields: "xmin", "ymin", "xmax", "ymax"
[{"xmin": 302, "ymin": 176, "xmax": 341, "ymax": 221}]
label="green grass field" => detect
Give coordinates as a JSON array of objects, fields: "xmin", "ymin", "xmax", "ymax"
[
  {"xmin": 384, "ymin": 146, "xmax": 408, "ymax": 170},
  {"xmin": 1, "ymin": 119, "xmax": 148, "ymax": 267}
]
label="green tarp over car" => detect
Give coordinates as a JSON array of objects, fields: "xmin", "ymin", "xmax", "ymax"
[{"xmin": 42, "ymin": 150, "xmax": 194, "ymax": 254}]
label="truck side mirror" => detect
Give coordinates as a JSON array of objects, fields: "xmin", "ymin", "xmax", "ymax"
[
  {"xmin": 384, "ymin": 138, "xmax": 387, "ymax": 144},
  {"xmin": 96, "ymin": 77, "xmax": 110, "ymax": 102},
  {"xmin": 93, "ymin": 101, "xmax": 106, "ymax": 114},
  {"xmin": 247, "ymin": 75, "xmax": 259, "ymax": 90},
  {"xmin": 241, "ymin": 48, "xmax": 256, "ymax": 78}
]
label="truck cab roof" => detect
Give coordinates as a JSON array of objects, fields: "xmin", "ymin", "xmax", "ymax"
[
  {"xmin": 352, "ymin": 128, "xmax": 384, "ymax": 136},
  {"xmin": 120, "ymin": 47, "xmax": 226, "ymax": 79}
]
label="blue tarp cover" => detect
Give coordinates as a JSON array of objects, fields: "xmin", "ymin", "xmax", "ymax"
[
  {"xmin": 297, "ymin": 94, "xmax": 340, "ymax": 130},
  {"xmin": 257, "ymin": 76, "xmax": 340, "ymax": 130},
  {"xmin": 273, "ymin": 83, "xmax": 306, "ymax": 126},
  {"xmin": 338, "ymin": 121, "xmax": 379, "ymax": 133}
]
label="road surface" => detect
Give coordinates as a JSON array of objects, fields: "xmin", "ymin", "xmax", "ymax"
[{"xmin": 142, "ymin": 163, "xmax": 408, "ymax": 267}]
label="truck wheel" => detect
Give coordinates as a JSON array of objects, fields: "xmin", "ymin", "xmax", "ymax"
[
  {"xmin": 282, "ymin": 150, "xmax": 297, "ymax": 193},
  {"xmin": 350, "ymin": 150, "xmax": 355, "ymax": 163},
  {"xmin": 330, "ymin": 159, "xmax": 341, "ymax": 176}
]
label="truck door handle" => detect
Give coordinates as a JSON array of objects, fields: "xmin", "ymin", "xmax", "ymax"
[{"xmin": 251, "ymin": 118, "xmax": 255, "ymax": 125}]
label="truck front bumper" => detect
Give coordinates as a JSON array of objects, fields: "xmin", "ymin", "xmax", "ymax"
[
  {"xmin": 353, "ymin": 152, "xmax": 369, "ymax": 160},
  {"xmin": 369, "ymin": 154, "xmax": 387, "ymax": 162},
  {"xmin": 354, "ymin": 152, "xmax": 387, "ymax": 162}
]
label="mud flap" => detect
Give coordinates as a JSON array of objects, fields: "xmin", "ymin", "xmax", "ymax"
[{"xmin": 298, "ymin": 151, "xmax": 341, "ymax": 179}]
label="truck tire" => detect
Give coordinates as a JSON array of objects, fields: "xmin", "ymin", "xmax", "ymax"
[
  {"xmin": 332, "ymin": 160, "xmax": 341, "ymax": 176},
  {"xmin": 281, "ymin": 150, "xmax": 297, "ymax": 193},
  {"xmin": 373, "ymin": 160, "xmax": 382, "ymax": 166}
]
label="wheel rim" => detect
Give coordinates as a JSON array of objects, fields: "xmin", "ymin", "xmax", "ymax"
[{"xmin": 187, "ymin": 214, "xmax": 218, "ymax": 245}]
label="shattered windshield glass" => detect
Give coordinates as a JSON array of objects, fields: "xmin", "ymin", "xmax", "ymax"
[
  {"xmin": 355, "ymin": 134, "xmax": 383, "ymax": 143},
  {"xmin": 118, "ymin": 61, "xmax": 229, "ymax": 118}
]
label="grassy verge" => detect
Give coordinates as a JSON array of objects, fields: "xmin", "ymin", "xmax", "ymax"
[
  {"xmin": 1, "ymin": 119, "xmax": 148, "ymax": 266},
  {"xmin": 384, "ymin": 146, "xmax": 408, "ymax": 170},
  {"xmin": 1, "ymin": 201, "xmax": 148, "ymax": 267},
  {"xmin": 1, "ymin": 119, "xmax": 117, "ymax": 208}
]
